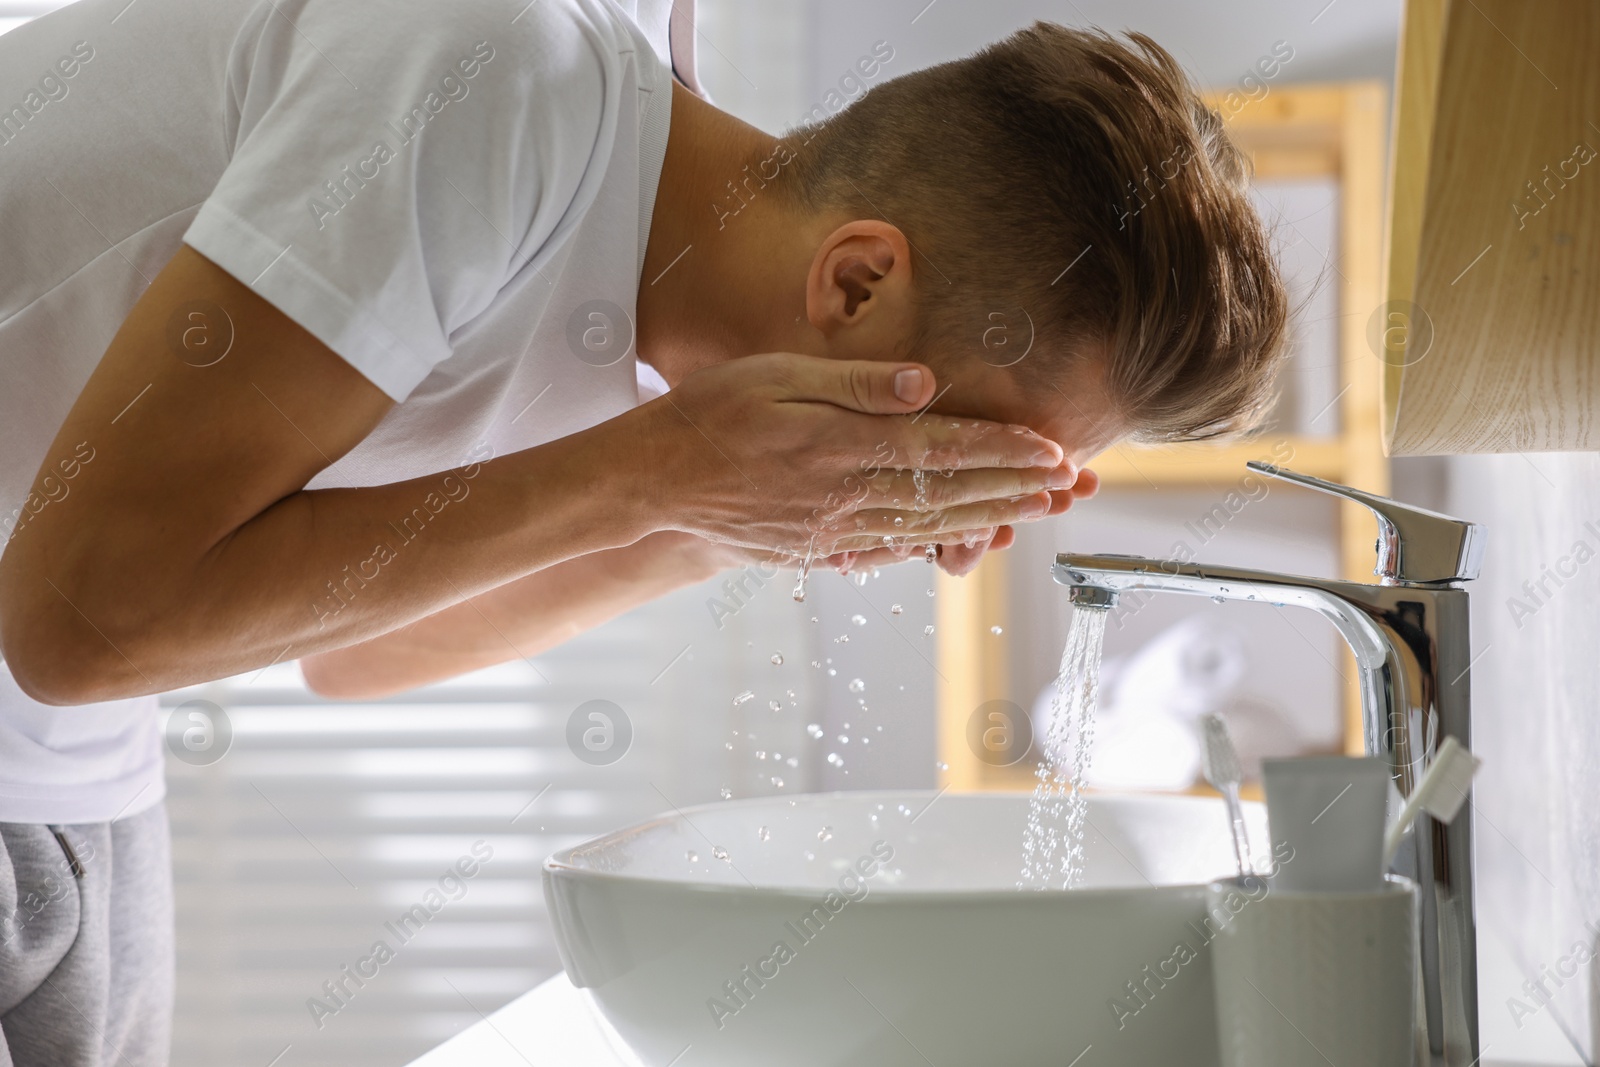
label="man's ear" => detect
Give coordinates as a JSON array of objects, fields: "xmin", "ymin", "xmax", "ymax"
[{"xmin": 804, "ymin": 221, "xmax": 915, "ymax": 341}]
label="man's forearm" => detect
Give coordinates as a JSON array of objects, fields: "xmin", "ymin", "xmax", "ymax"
[
  {"xmin": 298, "ymin": 532, "xmax": 725, "ymax": 699},
  {"xmin": 13, "ymin": 414, "xmax": 657, "ymax": 703}
]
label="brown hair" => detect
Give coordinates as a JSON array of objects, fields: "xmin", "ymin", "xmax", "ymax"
[{"xmin": 787, "ymin": 23, "xmax": 1289, "ymax": 442}]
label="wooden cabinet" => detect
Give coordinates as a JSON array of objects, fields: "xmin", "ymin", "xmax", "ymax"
[{"xmin": 1384, "ymin": 0, "xmax": 1600, "ymax": 454}]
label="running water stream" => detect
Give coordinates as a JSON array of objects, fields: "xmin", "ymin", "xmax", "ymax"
[{"xmin": 1020, "ymin": 601, "xmax": 1112, "ymax": 890}]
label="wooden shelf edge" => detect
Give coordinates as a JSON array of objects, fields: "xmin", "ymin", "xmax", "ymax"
[{"xmin": 1088, "ymin": 436, "xmax": 1346, "ymax": 487}]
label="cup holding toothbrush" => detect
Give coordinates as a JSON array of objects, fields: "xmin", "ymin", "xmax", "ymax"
[
  {"xmin": 1204, "ymin": 753, "xmax": 1441, "ymax": 1066},
  {"xmin": 1207, "ymin": 873, "xmax": 1419, "ymax": 1067}
]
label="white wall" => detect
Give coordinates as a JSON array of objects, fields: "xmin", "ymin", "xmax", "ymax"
[
  {"xmin": 806, "ymin": 0, "xmax": 1401, "ymax": 102},
  {"xmin": 1446, "ymin": 453, "xmax": 1600, "ymax": 1062}
]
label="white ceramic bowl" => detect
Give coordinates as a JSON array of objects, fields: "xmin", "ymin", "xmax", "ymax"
[{"xmin": 544, "ymin": 790, "xmax": 1268, "ymax": 1067}]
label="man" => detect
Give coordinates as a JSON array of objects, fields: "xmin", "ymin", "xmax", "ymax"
[{"xmin": 0, "ymin": 0, "xmax": 1286, "ymax": 1061}]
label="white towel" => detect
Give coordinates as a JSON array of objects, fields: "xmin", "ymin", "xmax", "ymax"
[{"xmin": 1110, "ymin": 616, "xmax": 1247, "ymax": 721}]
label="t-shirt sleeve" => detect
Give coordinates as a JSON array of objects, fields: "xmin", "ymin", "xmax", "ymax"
[{"xmin": 183, "ymin": 0, "xmax": 624, "ymax": 401}]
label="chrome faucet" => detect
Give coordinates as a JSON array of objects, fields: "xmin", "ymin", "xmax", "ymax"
[{"xmin": 1053, "ymin": 461, "xmax": 1486, "ymax": 1067}]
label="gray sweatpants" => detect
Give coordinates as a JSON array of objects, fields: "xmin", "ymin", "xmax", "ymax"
[{"xmin": 0, "ymin": 803, "xmax": 173, "ymax": 1067}]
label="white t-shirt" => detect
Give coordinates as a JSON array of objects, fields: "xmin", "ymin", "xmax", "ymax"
[{"xmin": 0, "ymin": 0, "xmax": 693, "ymax": 824}]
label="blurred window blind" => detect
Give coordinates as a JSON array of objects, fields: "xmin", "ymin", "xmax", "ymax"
[{"xmin": 158, "ymin": 585, "xmax": 772, "ymax": 1067}]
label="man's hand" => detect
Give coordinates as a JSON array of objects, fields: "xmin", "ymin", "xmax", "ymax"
[
  {"xmin": 688, "ymin": 468, "xmax": 1101, "ymax": 579},
  {"xmin": 637, "ymin": 352, "xmax": 1077, "ymax": 556},
  {"xmin": 833, "ymin": 467, "xmax": 1101, "ymax": 577}
]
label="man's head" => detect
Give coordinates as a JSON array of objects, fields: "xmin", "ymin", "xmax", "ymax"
[{"xmin": 784, "ymin": 22, "xmax": 1289, "ymax": 456}]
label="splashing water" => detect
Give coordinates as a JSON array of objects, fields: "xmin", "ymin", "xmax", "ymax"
[
  {"xmin": 1020, "ymin": 602, "xmax": 1111, "ymax": 890},
  {"xmin": 909, "ymin": 462, "xmax": 941, "ymax": 566},
  {"xmin": 792, "ymin": 534, "xmax": 818, "ymax": 602}
]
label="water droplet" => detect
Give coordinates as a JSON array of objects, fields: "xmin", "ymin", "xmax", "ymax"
[
  {"xmin": 924, "ymin": 544, "xmax": 938, "ymax": 564},
  {"xmin": 890, "ymin": 603, "xmax": 904, "ymax": 615},
  {"xmin": 926, "ymin": 588, "xmax": 936, "ymax": 597},
  {"xmin": 898, "ymin": 804, "xmax": 913, "ymax": 817},
  {"xmin": 827, "ymin": 668, "xmax": 837, "ymax": 676},
  {"xmin": 924, "ymin": 624, "xmax": 936, "ymax": 636},
  {"xmin": 936, "ymin": 761, "xmax": 950, "ymax": 771},
  {"xmin": 827, "ymin": 752, "xmax": 844, "ymax": 767},
  {"xmin": 768, "ymin": 699, "xmax": 782, "ymax": 712},
  {"xmin": 807, "ymin": 723, "xmax": 825, "ymax": 739},
  {"xmin": 804, "ymin": 850, "xmax": 816, "ymax": 861},
  {"xmin": 893, "ymin": 516, "xmax": 905, "ymax": 527},
  {"xmin": 837, "ymin": 734, "xmax": 850, "ymax": 744},
  {"xmin": 851, "ymin": 614, "xmax": 867, "ymax": 627},
  {"xmin": 723, "ymin": 741, "xmax": 734, "ymax": 751},
  {"xmin": 834, "ymin": 634, "xmax": 850, "ymax": 644},
  {"xmin": 720, "ymin": 786, "xmax": 732, "ymax": 799},
  {"xmin": 770, "ymin": 775, "xmax": 784, "ymax": 788},
  {"xmin": 755, "ymin": 750, "xmax": 767, "ymax": 760},
  {"xmin": 686, "ymin": 850, "xmax": 699, "ymax": 863},
  {"xmin": 1211, "ymin": 595, "xmax": 1227, "ymax": 604},
  {"xmin": 732, "ymin": 690, "xmax": 755, "ymax": 706},
  {"xmin": 786, "ymin": 756, "xmax": 799, "ymax": 767},
  {"xmin": 713, "ymin": 846, "xmax": 729, "ymax": 862},
  {"xmin": 771, "ymin": 652, "xmax": 784, "ymax": 665},
  {"xmin": 757, "ymin": 825, "xmax": 771, "ymax": 842},
  {"xmin": 848, "ymin": 678, "xmax": 865, "ymax": 693},
  {"xmin": 991, "ymin": 625, "xmax": 1004, "ymax": 635},
  {"xmin": 811, "ymin": 660, "xmax": 823, "ymax": 669},
  {"xmin": 818, "ymin": 826, "xmax": 834, "ymax": 842}
]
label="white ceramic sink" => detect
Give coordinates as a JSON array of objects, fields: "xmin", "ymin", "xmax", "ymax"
[{"xmin": 544, "ymin": 790, "xmax": 1269, "ymax": 1067}]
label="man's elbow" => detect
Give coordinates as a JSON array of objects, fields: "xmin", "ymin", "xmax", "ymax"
[
  {"xmin": 299, "ymin": 654, "xmax": 347, "ymax": 699},
  {"xmin": 300, "ymin": 651, "xmax": 382, "ymax": 701},
  {"xmin": 0, "ymin": 596, "xmax": 139, "ymax": 706},
  {"xmin": 2, "ymin": 629, "xmax": 116, "ymax": 706}
]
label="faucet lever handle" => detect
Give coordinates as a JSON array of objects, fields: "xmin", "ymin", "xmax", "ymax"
[{"xmin": 1246, "ymin": 461, "xmax": 1485, "ymax": 584}]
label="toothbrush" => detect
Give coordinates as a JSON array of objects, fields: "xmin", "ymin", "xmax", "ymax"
[
  {"xmin": 1381, "ymin": 736, "xmax": 1482, "ymax": 866},
  {"xmin": 1200, "ymin": 713, "xmax": 1252, "ymax": 878}
]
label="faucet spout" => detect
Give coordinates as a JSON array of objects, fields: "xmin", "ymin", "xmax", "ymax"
[{"xmin": 1053, "ymin": 554, "xmax": 1392, "ymax": 671}]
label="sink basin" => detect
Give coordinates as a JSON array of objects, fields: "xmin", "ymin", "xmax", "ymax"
[{"xmin": 544, "ymin": 790, "xmax": 1269, "ymax": 1067}]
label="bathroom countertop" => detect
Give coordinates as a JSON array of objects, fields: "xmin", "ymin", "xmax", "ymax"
[
  {"xmin": 406, "ymin": 973, "xmax": 628, "ymax": 1067},
  {"xmin": 406, "ymin": 931, "xmax": 1585, "ymax": 1067}
]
